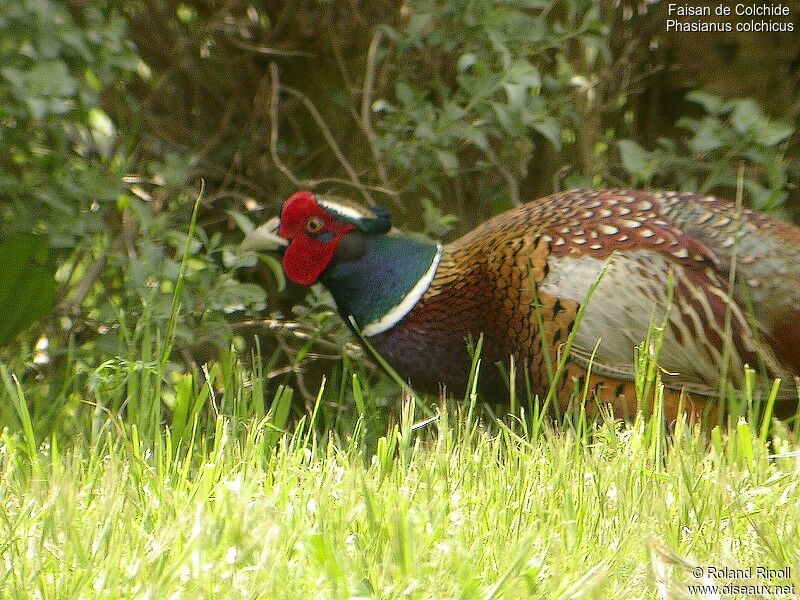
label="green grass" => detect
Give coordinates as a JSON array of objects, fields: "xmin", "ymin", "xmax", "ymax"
[
  {"xmin": 0, "ymin": 359, "xmax": 799, "ymax": 599},
  {"xmin": 1, "ymin": 191, "xmax": 798, "ymax": 598}
]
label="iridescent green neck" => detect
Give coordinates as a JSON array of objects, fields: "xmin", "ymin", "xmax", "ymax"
[{"xmin": 322, "ymin": 233, "xmax": 441, "ymax": 336}]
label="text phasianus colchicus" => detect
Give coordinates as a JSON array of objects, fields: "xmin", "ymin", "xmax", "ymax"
[{"xmin": 242, "ymin": 189, "xmax": 800, "ymax": 421}]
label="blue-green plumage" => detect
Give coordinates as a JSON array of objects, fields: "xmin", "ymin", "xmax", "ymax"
[{"xmin": 322, "ymin": 232, "xmax": 438, "ymax": 330}]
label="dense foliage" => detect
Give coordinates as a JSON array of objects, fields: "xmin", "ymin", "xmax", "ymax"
[
  {"xmin": 1, "ymin": 0, "xmax": 799, "ymax": 436},
  {"xmin": 1, "ymin": 6, "xmax": 798, "ymax": 596}
]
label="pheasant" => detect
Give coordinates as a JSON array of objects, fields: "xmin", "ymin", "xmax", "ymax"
[{"xmin": 241, "ymin": 189, "xmax": 800, "ymax": 421}]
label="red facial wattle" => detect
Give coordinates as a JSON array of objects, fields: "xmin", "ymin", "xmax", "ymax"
[{"xmin": 278, "ymin": 191, "xmax": 355, "ymax": 286}]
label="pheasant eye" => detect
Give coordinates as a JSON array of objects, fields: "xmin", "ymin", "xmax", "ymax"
[{"xmin": 305, "ymin": 216, "xmax": 324, "ymax": 234}]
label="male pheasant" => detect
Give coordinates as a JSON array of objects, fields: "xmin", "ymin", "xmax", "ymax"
[{"xmin": 242, "ymin": 189, "xmax": 800, "ymax": 421}]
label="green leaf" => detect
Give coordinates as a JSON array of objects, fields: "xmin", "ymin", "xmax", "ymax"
[
  {"xmin": 413, "ymin": 121, "xmax": 436, "ymax": 141},
  {"xmin": 223, "ymin": 246, "xmax": 257, "ymax": 269},
  {"xmin": 226, "ymin": 209, "xmax": 256, "ymax": 234},
  {"xmin": 153, "ymin": 153, "xmax": 194, "ymax": 187},
  {"xmin": 0, "ymin": 67, "xmax": 25, "ymax": 91},
  {"xmin": 395, "ymin": 82, "xmax": 419, "ymax": 108},
  {"xmin": 757, "ymin": 122, "xmax": 794, "ymax": 146},
  {"xmin": 685, "ymin": 91, "xmax": 723, "ymax": 114},
  {"xmin": 730, "ymin": 99, "xmax": 764, "ymax": 134},
  {"xmin": 176, "ymin": 3, "xmax": 199, "ymax": 23},
  {"xmin": 436, "ymin": 150, "xmax": 459, "ymax": 175},
  {"xmin": 166, "ymin": 231, "xmax": 202, "ymax": 254},
  {"xmin": 688, "ymin": 120, "xmax": 723, "ymax": 153},
  {"xmin": 451, "ymin": 121, "xmax": 488, "ymax": 150},
  {"xmin": 260, "ymin": 254, "xmax": 286, "ymax": 293},
  {"xmin": 504, "ymin": 82, "xmax": 526, "ymax": 108},
  {"xmin": 406, "ymin": 12, "xmax": 433, "ymax": 40},
  {"xmin": 210, "ymin": 280, "xmax": 267, "ymax": 314},
  {"xmin": 25, "ymin": 61, "xmax": 78, "ymax": 98},
  {"xmin": 0, "ymin": 235, "xmax": 57, "ymax": 346},
  {"xmin": 618, "ymin": 140, "xmax": 650, "ymax": 176},
  {"xmin": 421, "ymin": 198, "xmax": 459, "ymax": 238},
  {"xmin": 533, "ymin": 118, "xmax": 561, "ymax": 150},
  {"xmin": 457, "ymin": 53, "xmax": 477, "ymax": 72}
]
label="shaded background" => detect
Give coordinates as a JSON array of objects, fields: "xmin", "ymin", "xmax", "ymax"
[{"xmin": 1, "ymin": 0, "xmax": 799, "ymax": 424}]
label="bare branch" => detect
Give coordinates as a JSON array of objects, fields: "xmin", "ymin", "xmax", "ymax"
[
  {"xmin": 195, "ymin": 92, "xmax": 239, "ymax": 163},
  {"xmin": 308, "ymin": 178, "xmax": 397, "ymax": 196},
  {"xmin": 225, "ymin": 37, "xmax": 316, "ymax": 58},
  {"xmin": 59, "ymin": 250, "xmax": 108, "ymax": 312},
  {"xmin": 326, "ymin": 28, "xmax": 358, "ymax": 105},
  {"xmin": 267, "ymin": 64, "xmax": 396, "ymax": 203},
  {"xmin": 232, "ymin": 318, "xmax": 366, "ymax": 359},
  {"xmin": 268, "ymin": 63, "xmax": 303, "ymax": 187},
  {"xmin": 273, "ymin": 330, "xmax": 315, "ymax": 411},
  {"xmin": 279, "ymin": 82, "xmax": 375, "ymax": 206},
  {"xmin": 361, "ymin": 30, "xmax": 389, "ymax": 186},
  {"xmin": 482, "ymin": 145, "xmax": 522, "ymax": 206}
]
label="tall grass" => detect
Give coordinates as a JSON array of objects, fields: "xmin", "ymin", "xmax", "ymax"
[
  {"xmin": 0, "ymin": 190, "xmax": 798, "ymax": 597},
  {"xmin": 0, "ymin": 361, "xmax": 799, "ymax": 598},
  {"xmin": 1, "ymin": 317, "xmax": 800, "ymax": 598}
]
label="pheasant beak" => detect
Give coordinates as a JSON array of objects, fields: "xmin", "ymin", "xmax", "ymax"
[{"xmin": 240, "ymin": 217, "xmax": 288, "ymax": 252}]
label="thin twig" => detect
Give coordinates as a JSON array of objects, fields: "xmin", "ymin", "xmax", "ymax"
[
  {"xmin": 195, "ymin": 93, "xmax": 240, "ymax": 163},
  {"xmin": 203, "ymin": 189, "xmax": 259, "ymax": 207},
  {"xmin": 306, "ymin": 177, "xmax": 397, "ymax": 196},
  {"xmin": 225, "ymin": 36, "xmax": 316, "ymax": 58},
  {"xmin": 268, "ymin": 63, "xmax": 302, "ymax": 187},
  {"xmin": 60, "ymin": 249, "xmax": 110, "ymax": 312},
  {"xmin": 361, "ymin": 30, "xmax": 389, "ymax": 186},
  {"xmin": 267, "ymin": 63, "xmax": 397, "ymax": 199},
  {"xmin": 273, "ymin": 330, "xmax": 315, "ymax": 410},
  {"xmin": 326, "ymin": 27, "xmax": 358, "ymax": 104},
  {"xmin": 482, "ymin": 145, "xmax": 522, "ymax": 206},
  {"xmin": 280, "ymin": 82, "xmax": 375, "ymax": 206},
  {"xmin": 233, "ymin": 318, "xmax": 366, "ymax": 359}
]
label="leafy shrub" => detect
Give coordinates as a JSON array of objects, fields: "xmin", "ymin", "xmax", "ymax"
[
  {"xmin": 617, "ymin": 92, "xmax": 795, "ymax": 211},
  {"xmin": 0, "ymin": 0, "xmax": 267, "ymax": 363},
  {"xmin": 376, "ymin": 0, "xmax": 608, "ymax": 211},
  {"xmin": 0, "ymin": 0, "xmax": 798, "ymax": 436}
]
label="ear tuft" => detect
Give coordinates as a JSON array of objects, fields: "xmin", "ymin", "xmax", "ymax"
[
  {"xmin": 317, "ymin": 196, "xmax": 391, "ymax": 234},
  {"xmin": 367, "ymin": 206, "xmax": 392, "ymax": 234}
]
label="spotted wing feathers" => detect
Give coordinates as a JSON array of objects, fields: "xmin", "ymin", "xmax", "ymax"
[{"xmin": 446, "ymin": 189, "xmax": 799, "ymax": 400}]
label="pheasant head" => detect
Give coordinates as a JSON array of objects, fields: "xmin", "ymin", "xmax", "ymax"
[{"xmin": 242, "ymin": 191, "xmax": 442, "ymax": 336}]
